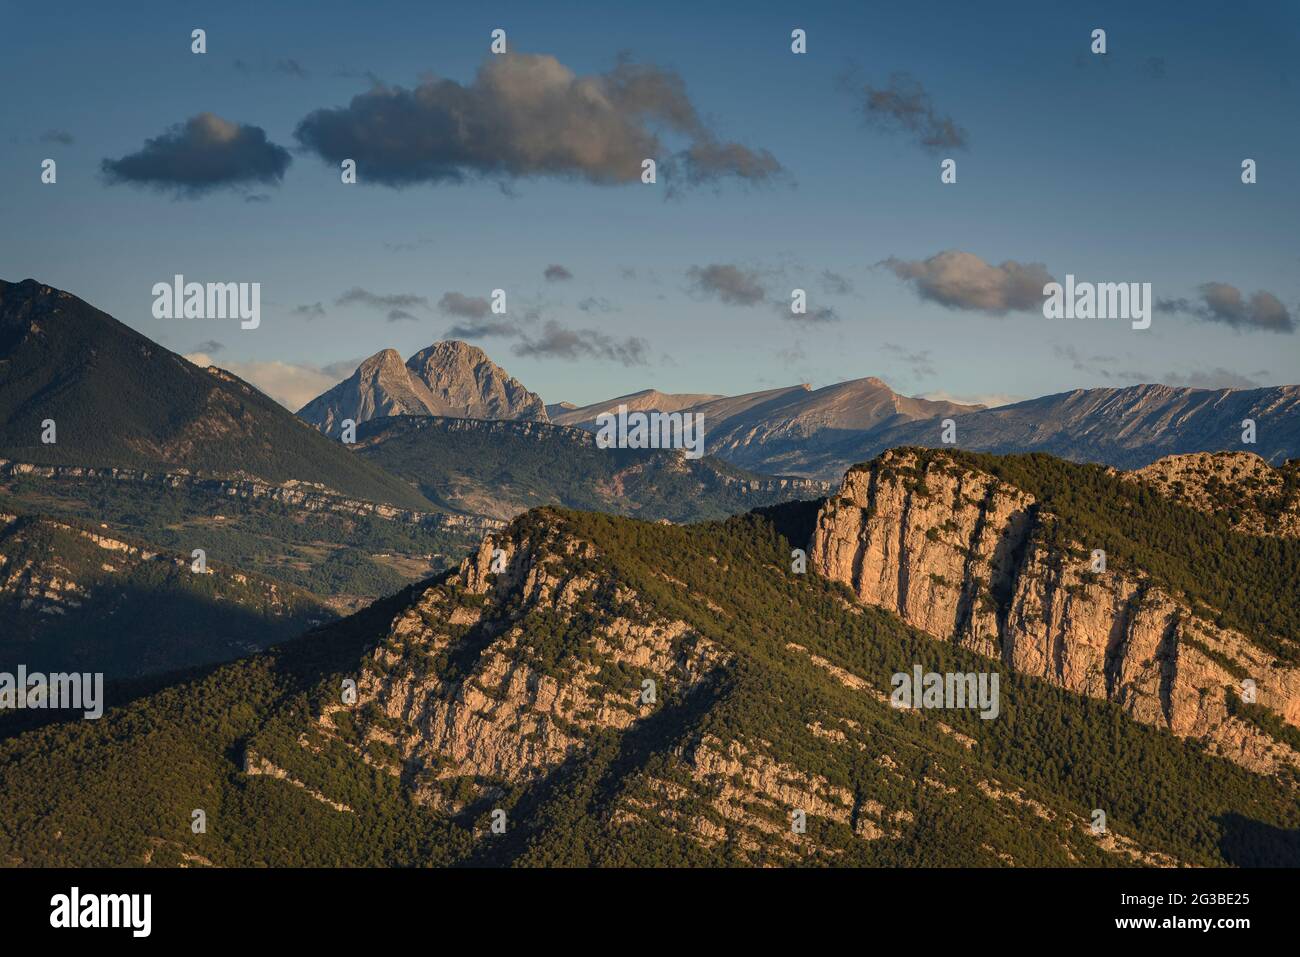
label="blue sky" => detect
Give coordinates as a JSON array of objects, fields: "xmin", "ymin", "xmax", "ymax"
[{"xmin": 2, "ymin": 0, "xmax": 1297, "ymax": 409}]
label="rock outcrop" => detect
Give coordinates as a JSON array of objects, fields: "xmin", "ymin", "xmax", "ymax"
[
  {"xmin": 1128, "ymin": 451, "xmax": 1300, "ymax": 538},
  {"xmin": 810, "ymin": 448, "xmax": 1300, "ymax": 776},
  {"xmin": 234, "ymin": 503, "xmax": 1201, "ymax": 866},
  {"xmin": 0, "ymin": 458, "xmax": 503, "ymax": 534},
  {"xmin": 300, "ymin": 523, "xmax": 729, "ymax": 815}
]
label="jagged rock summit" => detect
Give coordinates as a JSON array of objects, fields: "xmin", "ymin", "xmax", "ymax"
[{"xmin": 298, "ymin": 340, "xmax": 548, "ymax": 433}]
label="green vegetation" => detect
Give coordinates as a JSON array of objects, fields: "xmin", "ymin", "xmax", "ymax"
[
  {"xmin": 2, "ymin": 500, "xmax": 1296, "ymax": 867},
  {"xmin": 0, "ymin": 512, "xmax": 333, "ymax": 678},
  {"xmin": 357, "ymin": 415, "xmax": 819, "ymax": 523},
  {"xmin": 906, "ymin": 449, "xmax": 1300, "ymax": 663},
  {"xmin": 0, "ymin": 474, "xmax": 470, "ymax": 599}
]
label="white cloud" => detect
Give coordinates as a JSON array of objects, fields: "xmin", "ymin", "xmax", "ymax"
[
  {"xmin": 919, "ymin": 389, "xmax": 1023, "ymax": 409},
  {"xmin": 183, "ymin": 353, "xmax": 358, "ymax": 410}
]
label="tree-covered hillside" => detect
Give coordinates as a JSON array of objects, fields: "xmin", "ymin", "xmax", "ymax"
[
  {"xmin": 355, "ymin": 414, "xmax": 827, "ymax": 522},
  {"xmin": 2, "ymin": 502, "xmax": 1296, "ymax": 867},
  {"xmin": 0, "ymin": 511, "xmax": 334, "ymax": 678}
]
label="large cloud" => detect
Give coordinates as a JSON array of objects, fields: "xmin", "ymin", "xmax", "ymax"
[
  {"xmin": 882, "ymin": 250, "xmax": 1052, "ymax": 314},
  {"xmin": 102, "ymin": 113, "xmax": 291, "ymax": 196},
  {"xmin": 1156, "ymin": 283, "xmax": 1294, "ymax": 333},
  {"xmin": 841, "ymin": 72, "xmax": 967, "ymax": 153},
  {"xmin": 294, "ymin": 54, "xmax": 782, "ymax": 189}
]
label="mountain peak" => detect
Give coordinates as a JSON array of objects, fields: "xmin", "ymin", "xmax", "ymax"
[
  {"xmin": 362, "ymin": 346, "xmax": 404, "ymax": 366},
  {"xmin": 299, "ymin": 339, "xmax": 548, "ymax": 432},
  {"xmin": 0, "ymin": 279, "xmax": 429, "ymax": 508},
  {"xmin": 408, "ymin": 339, "xmax": 488, "ymax": 363}
]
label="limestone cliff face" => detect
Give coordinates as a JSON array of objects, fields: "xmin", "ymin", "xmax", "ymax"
[
  {"xmin": 810, "ymin": 449, "xmax": 1300, "ymax": 776},
  {"xmin": 314, "ymin": 523, "xmax": 729, "ymax": 812},
  {"xmin": 236, "ymin": 504, "xmax": 1208, "ymax": 865}
]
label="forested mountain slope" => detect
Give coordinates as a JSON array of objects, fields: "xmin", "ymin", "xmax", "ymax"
[{"xmin": 2, "ymin": 499, "xmax": 1297, "ymax": 867}]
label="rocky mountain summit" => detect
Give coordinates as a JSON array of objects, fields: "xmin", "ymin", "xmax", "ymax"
[
  {"xmin": 1128, "ymin": 451, "xmax": 1300, "ymax": 538},
  {"xmin": 238, "ymin": 506, "xmax": 1207, "ymax": 865},
  {"xmin": 298, "ymin": 340, "xmax": 548, "ymax": 433}
]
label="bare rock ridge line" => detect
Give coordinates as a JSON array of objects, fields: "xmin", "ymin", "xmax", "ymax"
[
  {"xmin": 298, "ymin": 340, "xmax": 548, "ymax": 433},
  {"xmin": 355, "ymin": 415, "xmax": 833, "ymax": 496},
  {"xmin": 809, "ymin": 448, "xmax": 1300, "ymax": 776}
]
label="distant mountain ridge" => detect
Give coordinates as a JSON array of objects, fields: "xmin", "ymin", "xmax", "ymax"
[
  {"xmin": 560, "ymin": 379, "xmax": 1300, "ymax": 480},
  {"xmin": 553, "ymin": 377, "xmax": 982, "ymax": 478},
  {"xmin": 813, "ymin": 383, "xmax": 1300, "ymax": 480},
  {"xmin": 298, "ymin": 340, "xmax": 548, "ymax": 434},
  {"xmin": 293, "ymin": 339, "xmax": 1299, "ymax": 482},
  {"xmin": 0, "ymin": 278, "xmax": 428, "ymax": 509},
  {"xmin": 549, "ymin": 388, "xmax": 727, "ymax": 426}
]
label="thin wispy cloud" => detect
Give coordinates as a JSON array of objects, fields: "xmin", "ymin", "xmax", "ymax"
[
  {"xmin": 234, "ymin": 57, "xmax": 310, "ymax": 78},
  {"xmin": 290, "ymin": 302, "xmax": 327, "ymax": 320},
  {"xmin": 578, "ymin": 296, "xmax": 617, "ymax": 314},
  {"xmin": 687, "ymin": 264, "xmax": 766, "ymax": 306},
  {"xmin": 445, "ymin": 319, "xmax": 520, "ymax": 339},
  {"xmin": 337, "ymin": 287, "xmax": 430, "ymax": 312},
  {"xmin": 512, "ymin": 320, "xmax": 649, "ymax": 365},
  {"xmin": 839, "ymin": 71, "xmax": 968, "ymax": 153},
  {"xmin": 820, "ymin": 270, "xmax": 853, "ymax": 296},
  {"xmin": 882, "ymin": 343, "xmax": 936, "ymax": 379}
]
